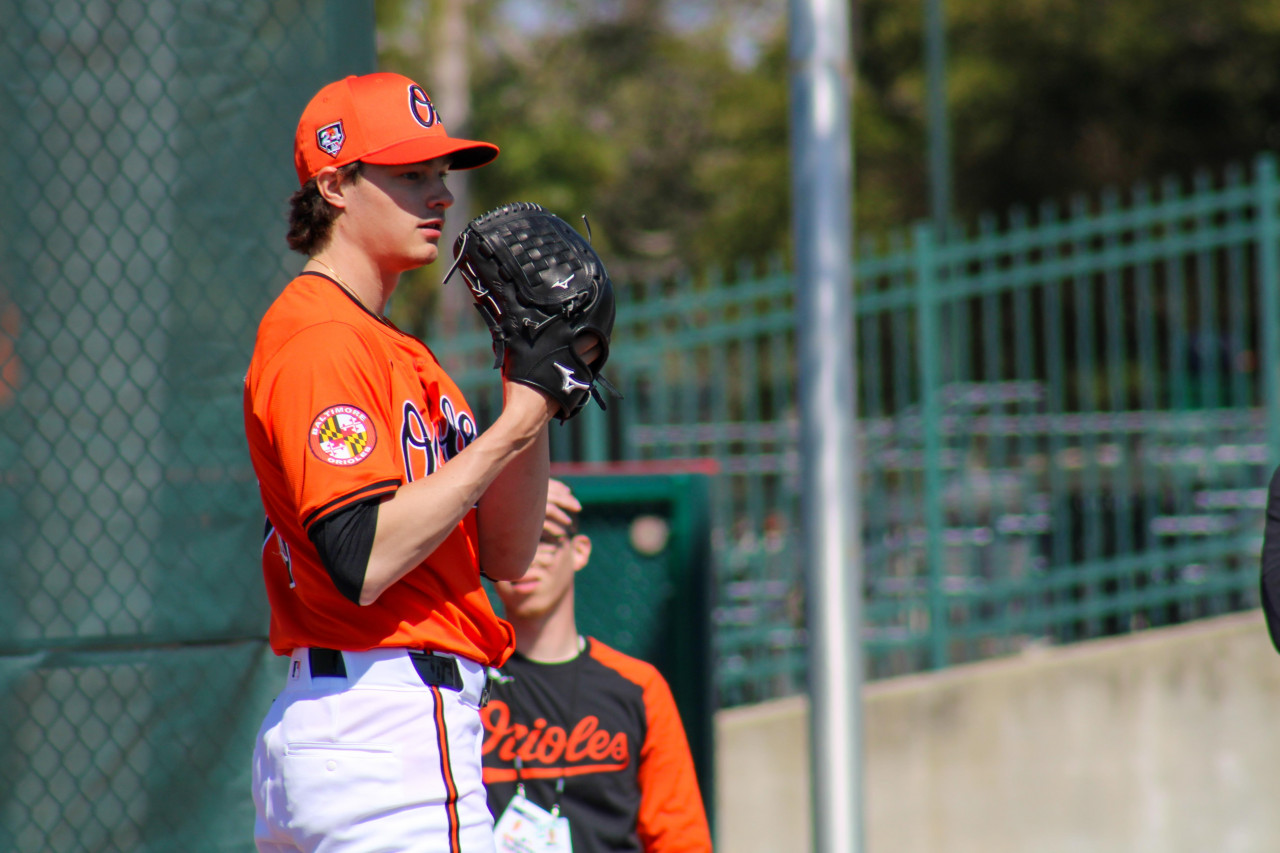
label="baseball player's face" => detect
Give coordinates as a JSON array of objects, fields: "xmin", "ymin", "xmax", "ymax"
[
  {"xmin": 342, "ymin": 157, "xmax": 454, "ymax": 271},
  {"xmin": 494, "ymin": 531, "xmax": 588, "ymax": 622}
]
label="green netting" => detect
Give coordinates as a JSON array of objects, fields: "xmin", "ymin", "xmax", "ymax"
[
  {"xmin": 1, "ymin": 2, "xmax": 374, "ymax": 850},
  {"xmin": 0, "ymin": 643, "xmax": 279, "ymax": 852}
]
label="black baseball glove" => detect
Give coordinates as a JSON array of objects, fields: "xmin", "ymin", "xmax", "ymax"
[{"xmin": 445, "ymin": 202, "xmax": 618, "ymax": 421}]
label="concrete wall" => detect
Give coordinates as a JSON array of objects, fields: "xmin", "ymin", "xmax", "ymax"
[{"xmin": 715, "ymin": 611, "xmax": 1280, "ymax": 853}]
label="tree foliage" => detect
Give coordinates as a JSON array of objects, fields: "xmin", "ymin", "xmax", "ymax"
[
  {"xmin": 858, "ymin": 0, "xmax": 1280, "ymax": 226},
  {"xmin": 376, "ymin": 0, "xmax": 1280, "ymax": 312},
  {"xmin": 463, "ymin": 1, "xmax": 791, "ymax": 282}
]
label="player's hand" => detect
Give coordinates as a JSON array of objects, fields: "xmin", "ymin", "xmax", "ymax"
[
  {"xmin": 545, "ymin": 478, "xmax": 581, "ymax": 537},
  {"xmin": 500, "ymin": 380, "xmax": 558, "ymax": 431}
]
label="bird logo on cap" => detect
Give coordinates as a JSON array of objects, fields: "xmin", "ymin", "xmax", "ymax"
[{"xmin": 409, "ymin": 85, "xmax": 439, "ymax": 128}]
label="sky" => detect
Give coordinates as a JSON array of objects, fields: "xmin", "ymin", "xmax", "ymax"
[{"xmin": 499, "ymin": 0, "xmax": 782, "ymax": 67}]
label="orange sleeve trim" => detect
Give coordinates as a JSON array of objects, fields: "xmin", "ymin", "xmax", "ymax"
[
  {"xmin": 587, "ymin": 640, "xmax": 714, "ymax": 853},
  {"xmin": 301, "ymin": 479, "xmax": 400, "ymax": 530},
  {"xmin": 587, "ymin": 639, "xmax": 662, "ymax": 688}
]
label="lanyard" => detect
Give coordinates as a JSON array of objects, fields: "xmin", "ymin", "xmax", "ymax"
[
  {"xmin": 515, "ymin": 756, "xmax": 566, "ymax": 818},
  {"xmin": 511, "ymin": 637, "xmax": 585, "ymax": 819}
]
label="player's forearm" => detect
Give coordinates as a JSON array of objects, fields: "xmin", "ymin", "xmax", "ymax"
[
  {"xmin": 475, "ymin": 429, "xmax": 550, "ymax": 581},
  {"xmin": 360, "ymin": 397, "xmax": 553, "ymax": 604}
]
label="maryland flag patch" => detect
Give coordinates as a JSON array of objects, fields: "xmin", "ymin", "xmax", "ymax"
[{"xmin": 308, "ymin": 404, "xmax": 376, "ymax": 466}]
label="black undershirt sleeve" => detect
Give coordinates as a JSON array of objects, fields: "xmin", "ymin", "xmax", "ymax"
[
  {"xmin": 308, "ymin": 497, "xmax": 380, "ymax": 605},
  {"xmin": 1260, "ymin": 464, "xmax": 1280, "ymax": 653}
]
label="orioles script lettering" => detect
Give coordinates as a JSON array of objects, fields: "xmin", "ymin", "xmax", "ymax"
[{"xmin": 481, "ymin": 700, "xmax": 630, "ymax": 773}]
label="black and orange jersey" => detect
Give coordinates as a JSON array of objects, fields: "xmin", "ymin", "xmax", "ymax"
[
  {"xmin": 243, "ymin": 271, "xmax": 515, "ymax": 664},
  {"xmin": 482, "ymin": 638, "xmax": 712, "ymax": 853}
]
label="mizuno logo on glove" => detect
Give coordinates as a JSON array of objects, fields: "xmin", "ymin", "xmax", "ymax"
[{"xmin": 555, "ymin": 363, "xmax": 590, "ymax": 392}]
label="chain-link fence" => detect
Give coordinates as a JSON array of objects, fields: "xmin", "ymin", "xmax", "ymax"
[{"xmin": 1, "ymin": 2, "xmax": 374, "ymax": 850}]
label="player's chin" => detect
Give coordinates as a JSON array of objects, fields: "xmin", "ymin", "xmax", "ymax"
[
  {"xmin": 503, "ymin": 579, "xmax": 540, "ymax": 597},
  {"xmin": 505, "ymin": 602, "xmax": 549, "ymax": 622},
  {"xmin": 410, "ymin": 233, "xmax": 441, "ymax": 260},
  {"xmin": 499, "ymin": 589, "xmax": 549, "ymax": 614},
  {"xmin": 495, "ymin": 581, "xmax": 534, "ymax": 603}
]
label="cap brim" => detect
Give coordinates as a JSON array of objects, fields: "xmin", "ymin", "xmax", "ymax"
[{"xmin": 361, "ymin": 136, "xmax": 499, "ymax": 171}]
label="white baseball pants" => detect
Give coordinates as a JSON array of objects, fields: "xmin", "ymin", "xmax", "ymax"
[{"xmin": 252, "ymin": 647, "xmax": 495, "ymax": 852}]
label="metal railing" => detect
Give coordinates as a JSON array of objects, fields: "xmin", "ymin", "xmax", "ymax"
[{"xmin": 436, "ymin": 155, "xmax": 1280, "ymax": 706}]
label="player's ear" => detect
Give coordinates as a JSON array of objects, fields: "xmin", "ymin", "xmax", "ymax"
[
  {"xmin": 571, "ymin": 534, "xmax": 591, "ymax": 573},
  {"xmin": 314, "ymin": 166, "xmax": 349, "ymax": 209}
]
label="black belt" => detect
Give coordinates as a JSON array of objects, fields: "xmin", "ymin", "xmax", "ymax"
[{"xmin": 308, "ymin": 648, "xmax": 491, "ymax": 706}]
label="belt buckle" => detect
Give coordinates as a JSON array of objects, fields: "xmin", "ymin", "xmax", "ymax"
[{"xmin": 478, "ymin": 672, "xmax": 493, "ymax": 707}]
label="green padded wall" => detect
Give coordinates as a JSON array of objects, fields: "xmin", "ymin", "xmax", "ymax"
[{"xmin": 551, "ymin": 466, "xmax": 716, "ymax": 829}]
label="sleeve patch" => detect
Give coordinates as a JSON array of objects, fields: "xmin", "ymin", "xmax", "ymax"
[{"xmin": 308, "ymin": 404, "xmax": 377, "ymax": 466}]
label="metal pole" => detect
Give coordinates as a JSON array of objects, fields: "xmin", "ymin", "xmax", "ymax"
[
  {"xmin": 924, "ymin": 0, "xmax": 952, "ymax": 231},
  {"xmin": 788, "ymin": 1, "xmax": 863, "ymax": 851},
  {"xmin": 434, "ymin": 0, "xmax": 474, "ymax": 339},
  {"xmin": 914, "ymin": 223, "xmax": 949, "ymax": 668}
]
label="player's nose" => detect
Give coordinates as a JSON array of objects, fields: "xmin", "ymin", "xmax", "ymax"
[{"xmin": 428, "ymin": 178, "xmax": 454, "ymax": 210}]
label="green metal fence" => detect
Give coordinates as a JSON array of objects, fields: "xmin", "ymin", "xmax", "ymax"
[{"xmin": 437, "ymin": 154, "xmax": 1280, "ymax": 706}]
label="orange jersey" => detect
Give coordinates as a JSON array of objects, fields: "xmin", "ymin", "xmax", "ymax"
[{"xmin": 243, "ymin": 272, "xmax": 515, "ymax": 665}]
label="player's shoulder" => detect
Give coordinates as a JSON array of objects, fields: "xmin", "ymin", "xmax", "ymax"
[
  {"xmin": 585, "ymin": 637, "xmax": 667, "ymax": 690},
  {"xmin": 258, "ymin": 273, "xmax": 353, "ymax": 331},
  {"xmin": 253, "ymin": 275, "xmax": 384, "ymax": 361}
]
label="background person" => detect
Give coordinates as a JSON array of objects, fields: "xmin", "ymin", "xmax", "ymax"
[
  {"xmin": 482, "ymin": 478, "xmax": 713, "ymax": 853},
  {"xmin": 1260, "ymin": 464, "xmax": 1280, "ymax": 652}
]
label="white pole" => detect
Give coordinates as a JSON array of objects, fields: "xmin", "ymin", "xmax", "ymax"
[{"xmin": 788, "ymin": 0, "xmax": 864, "ymax": 851}]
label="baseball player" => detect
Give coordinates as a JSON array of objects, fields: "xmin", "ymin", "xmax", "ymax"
[
  {"xmin": 244, "ymin": 72, "xmax": 597, "ymax": 852},
  {"xmin": 482, "ymin": 479, "xmax": 714, "ymax": 853}
]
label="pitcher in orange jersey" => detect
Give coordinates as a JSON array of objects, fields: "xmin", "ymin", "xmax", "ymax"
[{"xmin": 244, "ymin": 73, "xmax": 600, "ymax": 853}]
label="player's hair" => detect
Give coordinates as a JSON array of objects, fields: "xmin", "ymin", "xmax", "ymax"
[{"xmin": 286, "ymin": 161, "xmax": 364, "ymax": 255}]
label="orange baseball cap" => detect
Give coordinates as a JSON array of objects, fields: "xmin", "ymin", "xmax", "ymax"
[{"xmin": 293, "ymin": 72, "xmax": 499, "ymax": 186}]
